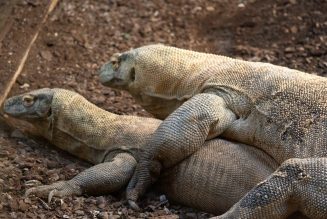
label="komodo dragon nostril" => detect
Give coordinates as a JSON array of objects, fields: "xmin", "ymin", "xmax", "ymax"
[{"xmin": 3, "ymin": 99, "xmax": 12, "ymax": 113}]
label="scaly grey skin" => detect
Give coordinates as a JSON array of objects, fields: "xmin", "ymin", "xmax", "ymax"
[
  {"xmin": 3, "ymin": 88, "xmax": 280, "ymax": 215},
  {"xmin": 99, "ymin": 44, "xmax": 327, "ymax": 218}
]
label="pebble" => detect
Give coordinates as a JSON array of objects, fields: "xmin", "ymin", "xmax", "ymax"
[
  {"xmin": 206, "ymin": 6, "xmax": 215, "ymax": 11},
  {"xmin": 40, "ymin": 50, "xmax": 53, "ymax": 61},
  {"xmin": 96, "ymin": 196, "xmax": 106, "ymax": 208},
  {"xmin": 75, "ymin": 210, "xmax": 85, "ymax": 216},
  {"xmin": 19, "ymin": 83, "xmax": 30, "ymax": 89},
  {"xmin": 10, "ymin": 129, "xmax": 25, "ymax": 139},
  {"xmin": 18, "ymin": 199, "xmax": 29, "ymax": 211}
]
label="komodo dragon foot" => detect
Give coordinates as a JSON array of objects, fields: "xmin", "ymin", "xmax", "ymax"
[
  {"xmin": 25, "ymin": 153, "xmax": 137, "ymax": 203},
  {"xmin": 25, "ymin": 180, "xmax": 82, "ymax": 203}
]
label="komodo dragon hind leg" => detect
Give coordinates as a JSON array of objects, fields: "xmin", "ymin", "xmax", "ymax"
[
  {"xmin": 25, "ymin": 153, "xmax": 137, "ymax": 202},
  {"xmin": 214, "ymin": 158, "xmax": 327, "ymax": 219}
]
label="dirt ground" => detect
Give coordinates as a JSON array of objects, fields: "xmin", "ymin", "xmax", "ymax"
[{"xmin": 0, "ymin": 0, "xmax": 326, "ymax": 218}]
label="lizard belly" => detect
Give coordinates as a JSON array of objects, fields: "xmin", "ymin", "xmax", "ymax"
[{"xmin": 157, "ymin": 139, "xmax": 278, "ymax": 214}]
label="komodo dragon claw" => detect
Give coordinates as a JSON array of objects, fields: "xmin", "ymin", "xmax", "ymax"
[
  {"xmin": 128, "ymin": 200, "xmax": 140, "ymax": 211},
  {"xmin": 25, "ymin": 181, "xmax": 82, "ymax": 203}
]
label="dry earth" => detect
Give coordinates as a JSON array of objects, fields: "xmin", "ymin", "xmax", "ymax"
[{"xmin": 0, "ymin": 0, "xmax": 326, "ymax": 218}]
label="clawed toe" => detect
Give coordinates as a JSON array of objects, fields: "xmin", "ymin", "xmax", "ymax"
[
  {"xmin": 24, "ymin": 181, "xmax": 81, "ymax": 203},
  {"xmin": 48, "ymin": 189, "xmax": 58, "ymax": 203},
  {"xmin": 128, "ymin": 200, "xmax": 140, "ymax": 211}
]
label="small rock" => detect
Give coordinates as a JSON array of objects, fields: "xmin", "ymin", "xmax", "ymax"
[
  {"xmin": 111, "ymin": 201, "xmax": 123, "ymax": 208},
  {"xmin": 93, "ymin": 95, "xmax": 106, "ymax": 105},
  {"xmin": 24, "ymin": 197, "xmax": 32, "ymax": 204},
  {"xmin": 238, "ymin": 3, "xmax": 245, "ymax": 8},
  {"xmin": 38, "ymin": 214, "xmax": 46, "ymax": 219},
  {"xmin": 26, "ymin": 212, "xmax": 36, "ymax": 219},
  {"xmin": 191, "ymin": 6, "xmax": 202, "ymax": 14},
  {"xmin": 99, "ymin": 212, "xmax": 109, "ymax": 219},
  {"xmin": 18, "ymin": 199, "xmax": 28, "ymax": 211},
  {"xmin": 285, "ymin": 47, "xmax": 295, "ymax": 53},
  {"xmin": 40, "ymin": 50, "xmax": 53, "ymax": 61},
  {"xmin": 9, "ymin": 199, "xmax": 18, "ymax": 211},
  {"xmin": 108, "ymin": 214, "xmax": 120, "ymax": 219},
  {"xmin": 10, "ymin": 212, "xmax": 17, "ymax": 219},
  {"xmin": 19, "ymin": 83, "xmax": 30, "ymax": 89},
  {"xmin": 206, "ymin": 6, "xmax": 215, "ymax": 11},
  {"xmin": 85, "ymin": 197, "xmax": 97, "ymax": 204},
  {"xmin": 75, "ymin": 210, "xmax": 85, "ymax": 216},
  {"xmin": 90, "ymin": 210, "xmax": 100, "ymax": 217},
  {"xmin": 49, "ymin": 173, "xmax": 60, "ymax": 181},
  {"xmin": 46, "ymin": 159, "xmax": 59, "ymax": 169},
  {"xmin": 96, "ymin": 196, "xmax": 106, "ymax": 209},
  {"xmin": 290, "ymin": 26, "xmax": 298, "ymax": 33},
  {"xmin": 0, "ymin": 150, "xmax": 9, "ymax": 158}
]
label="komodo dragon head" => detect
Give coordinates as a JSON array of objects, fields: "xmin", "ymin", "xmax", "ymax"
[
  {"xmin": 3, "ymin": 88, "xmax": 54, "ymax": 120},
  {"xmin": 99, "ymin": 44, "xmax": 222, "ymax": 119}
]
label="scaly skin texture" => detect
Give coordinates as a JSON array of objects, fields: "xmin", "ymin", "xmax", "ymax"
[
  {"xmin": 3, "ymin": 88, "xmax": 280, "ymax": 215},
  {"xmin": 99, "ymin": 44, "xmax": 327, "ymax": 218}
]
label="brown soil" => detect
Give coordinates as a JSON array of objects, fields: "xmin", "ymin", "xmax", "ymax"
[{"xmin": 0, "ymin": 0, "xmax": 326, "ymax": 218}]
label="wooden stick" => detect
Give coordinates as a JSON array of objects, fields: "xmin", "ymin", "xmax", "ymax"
[{"xmin": 0, "ymin": 0, "xmax": 60, "ymax": 107}]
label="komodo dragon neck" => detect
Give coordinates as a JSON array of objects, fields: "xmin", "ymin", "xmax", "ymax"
[{"xmin": 33, "ymin": 89, "xmax": 160, "ymax": 164}]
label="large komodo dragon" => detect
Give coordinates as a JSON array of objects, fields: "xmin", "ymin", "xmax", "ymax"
[
  {"xmin": 99, "ymin": 44, "xmax": 327, "ymax": 219},
  {"xmin": 3, "ymin": 88, "xmax": 282, "ymax": 216}
]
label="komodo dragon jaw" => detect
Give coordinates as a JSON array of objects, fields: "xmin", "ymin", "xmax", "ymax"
[{"xmin": 4, "ymin": 88, "xmax": 54, "ymax": 120}]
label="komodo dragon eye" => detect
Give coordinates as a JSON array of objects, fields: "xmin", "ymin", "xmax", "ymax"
[
  {"xmin": 22, "ymin": 94, "xmax": 35, "ymax": 107},
  {"xmin": 110, "ymin": 53, "xmax": 121, "ymax": 70}
]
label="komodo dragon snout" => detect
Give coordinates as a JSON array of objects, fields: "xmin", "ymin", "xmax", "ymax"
[
  {"xmin": 4, "ymin": 88, "xmax": 54, "ymax": 119},
  {"xmin": 99, "ymin": 51, "xmax": 136, "ymax": 90}
]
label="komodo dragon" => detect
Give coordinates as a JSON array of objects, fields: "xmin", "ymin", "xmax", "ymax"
[
  {"xmin": 99, "ymin": 44, "xmax": 327, "ymax": 218},
  {"xmin": 3, "ymin": 88, "xmax": 281, "ymax": 215}
]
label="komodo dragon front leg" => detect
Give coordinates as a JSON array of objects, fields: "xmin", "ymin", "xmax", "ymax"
[
  {"xmin": 25, "ymin": 153, "xmax": 137, "ymax": 202},
  {"xmin": 126, "ymin": 93, "xmax": 237, "ymax": 204},
  {"xmin": 4, "ymin": 88, "xmax": 280, "ymax": 215}
]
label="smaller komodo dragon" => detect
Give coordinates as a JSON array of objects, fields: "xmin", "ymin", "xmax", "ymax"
[
  {"xmin": 3, "ymin": 88, "xmax": 282, "ymax": 216},
  {"xmin": 99, "ymin": 44, "xmax": 327, "ymax": 219}
]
